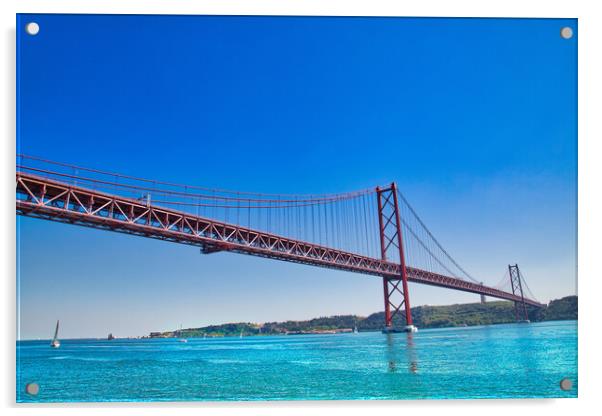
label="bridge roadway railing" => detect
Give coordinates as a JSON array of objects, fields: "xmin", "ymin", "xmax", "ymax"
[{"xmin": 16, "ymin": 171, "xmax": 543, "ymax": 308}]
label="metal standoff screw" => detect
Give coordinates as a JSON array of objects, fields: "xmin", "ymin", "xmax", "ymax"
[
  {"xmin": 560, "ymin": 27, "xmax": 573, "ymax": 39},
  {"xmin": 559, "ymin": 378, "xmax": 573, "ymax": 391},
  {"xmin": 25, "ymin": 22, "xmax": 40, "ymax": 36},
  {"xmin": 25, "ymin": 383, "xmax": 39, "ymax": 395}
]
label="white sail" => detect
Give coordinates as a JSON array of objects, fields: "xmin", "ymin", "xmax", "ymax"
[
  {"xmin": 50, "ymin": 320, "xmax": 60, "ymax": 348},
  {"xmin": 53, "ymin": 320, "xmax": 59, "ymax": 340}
]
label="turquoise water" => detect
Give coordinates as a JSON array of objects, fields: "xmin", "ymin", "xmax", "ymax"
[{"xmin": 17, "ymin": 320, "xmax": 577, "ymax": 402}]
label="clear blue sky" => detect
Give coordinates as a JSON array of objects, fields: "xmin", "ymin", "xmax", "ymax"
[{"xmin": 17, "ymin": 14, "xmax": 577, "ymax": 339}]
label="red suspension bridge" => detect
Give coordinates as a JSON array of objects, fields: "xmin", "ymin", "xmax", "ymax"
[{"xmin": 16, "ymin": 155, "xmax": 543, "ymax": 332}]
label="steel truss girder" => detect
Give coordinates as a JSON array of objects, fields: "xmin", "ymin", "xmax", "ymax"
[{"xmin": 15, "ymin": 172, "xmax": 543, "ymax": 308}]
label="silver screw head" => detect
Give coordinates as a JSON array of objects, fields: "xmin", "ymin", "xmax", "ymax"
[
  {"xmin": 560, "ymin": 378, "xmax": 573, "ymax": 391},
  {"xmin": 560, "ymin": 27, "xmax": 573, "ymax": 39},
  {"xmin": 25, "ymin": 22, "xmax": 40, "ymax": 36},
  {"xmin": 25, "ymin": 382, "xmax": 39, "ymax": 395}
]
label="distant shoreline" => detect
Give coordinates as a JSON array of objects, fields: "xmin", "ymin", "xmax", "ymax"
[
  {"xmin": 145, "ymin": 295, "xmax": 577, "ymax": 340},
  {"xmin": 18, "ymin": 316, "xmax": 577, "ymax": 342}
]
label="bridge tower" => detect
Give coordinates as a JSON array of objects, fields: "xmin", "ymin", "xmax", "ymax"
[
  {"xmin": 376, "ymin": 183, "xmax": 417, "ymax": 333},
  {"xmin": 508, "ymin": 264, "xmax": 530, "ymax": 322}
]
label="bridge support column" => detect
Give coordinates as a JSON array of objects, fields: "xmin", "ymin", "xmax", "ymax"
[
  {"xmin": 377, "ymin": 184, "xmax": 417, "ymax": 333},
  {"xmin": 480, "ymin": 282, "xmax": 486, "ymax": 304},
  {"xmin": 508, "ymin": 264, "xmax": 530, "ymax": 323}
]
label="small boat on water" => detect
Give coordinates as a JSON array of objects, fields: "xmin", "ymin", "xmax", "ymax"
[
  {"xmin": 239, "ymin": 329, "xmax": 243, "ymax": 339},
  {"xmin": 107, "ymin": 333, "xmax": 115, "ymax": 341},
  {"xmin": 353, "ymin": 325, "xmax": 359, "ymax": 334},
  {"xmin": 50, "ymin": 320, "xmax": 60, "ymax": 348}
]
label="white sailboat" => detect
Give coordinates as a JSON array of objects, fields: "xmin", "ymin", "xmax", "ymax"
[
  {"xmin": 50, "ymin": 320, "xmax": 60, "ymax": 348},
  {"xmin": 239, "ymin": 329, "xmax": 243, "ymax": 339}
]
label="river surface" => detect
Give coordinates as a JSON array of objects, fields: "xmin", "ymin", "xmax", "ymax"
[{"xmin": 17, "ymin": 320, "xmax": 577, "ymax": 402}]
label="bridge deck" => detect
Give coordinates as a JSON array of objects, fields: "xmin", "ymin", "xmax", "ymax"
[{"xmin": 16, "ymin": 171, "xmax": 543, "ymax": 308}]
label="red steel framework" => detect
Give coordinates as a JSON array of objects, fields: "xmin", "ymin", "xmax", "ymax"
[
  {"xmin": 376, "ymin": 184, "xmax": 414, "ymax": 331},
  {"xmin": 15, "ymin": 172, "xmax": 544, "ymax": 320},
  {"xmin": 508, "ymin": 264, "xmax": 530, "ymax": 321}
]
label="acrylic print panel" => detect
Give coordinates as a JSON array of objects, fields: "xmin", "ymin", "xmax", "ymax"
[{"xmin": 16, "ymin": 14, "xmax": 577, "ymax": 402}]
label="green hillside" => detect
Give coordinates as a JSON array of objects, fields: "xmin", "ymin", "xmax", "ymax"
[{"xmin": 150, "ymin": 295, "xmax": 577, "ymax": 338}]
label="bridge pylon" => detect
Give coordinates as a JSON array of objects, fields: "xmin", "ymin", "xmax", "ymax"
[
  {"xmin": 480, "ymin": 282, "xmax": 486, "ymax": 304},
  {"xmin": 377, "ymin": 183, "xmax": 417, "ymax": 333},
  {"xmin": 508, "ymin": 264, "xmax": 530, "ymax": 323}
]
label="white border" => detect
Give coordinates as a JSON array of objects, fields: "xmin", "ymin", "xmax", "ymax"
[{"xmin": 2, "ymin": 1, "xmax": 601, "ymax": 415}]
